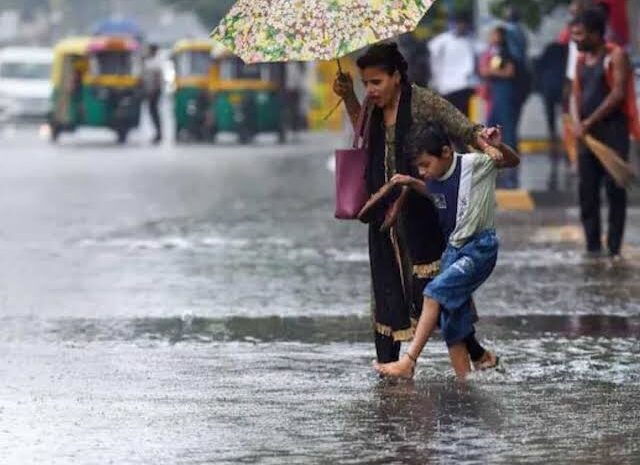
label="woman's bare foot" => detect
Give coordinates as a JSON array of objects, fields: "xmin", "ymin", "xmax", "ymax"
[
  {"xmin": 374, "ymin": 354, "xmax": 416, "ymax": 379},
  {"xmin": 473, "ymin": 350, "xmax": 499, "ymax": 370}
]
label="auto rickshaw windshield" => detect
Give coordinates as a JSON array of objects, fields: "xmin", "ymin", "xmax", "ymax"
[
  {"xmin": 219, "ymin": 57, "xmax": 271, "ymax": 81},
  {"xmin": 89, "ymin": 50, "xmax": 142, "ymax": 76},
  {"xmin": 175, "ymin": 51, "xmax": 211, "ymax": 77}
]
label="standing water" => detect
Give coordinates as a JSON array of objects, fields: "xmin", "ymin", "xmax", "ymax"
[{"xmin": 0, "ymin": 129, "xmax": 638, "ymax": 464}]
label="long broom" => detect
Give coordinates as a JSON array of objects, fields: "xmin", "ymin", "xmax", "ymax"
[{"xmin": 563, "ymin": 115, "xmax": 636, "ymax": 188}]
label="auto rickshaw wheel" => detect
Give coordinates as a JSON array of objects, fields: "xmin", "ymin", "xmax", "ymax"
[
  {"xmin": 50, "ymin": 123, "xmax": 61, "ymax": 143},
  {"xmin": 238, "ymin": 127, "xmax": 254, "ymax": 145},
  {"xmin": 175, "ymin": 126, "xmax": 184, "ymax": 143},
  {"xmin": 277, "ymin": 127, "xmax": 286, "ymax": 145},
  {"xmin": 116, "ymin": 128, "xmax": 129, "ymax": 144},
  {"xmin": 206, "ymin": 128, "xmax": 217, "ymax": 143}
]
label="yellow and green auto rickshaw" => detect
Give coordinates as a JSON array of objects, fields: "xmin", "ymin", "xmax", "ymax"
[
  {"xmin": 49, "ymin": 36, "xmax": 143, "ymax": 143},
  {"xmin": 172, "ymin": 39, "xmax": 216, "ymax": 142},
  {"xmin": 210, "ymin": 50, "xmax": 286, "ymax": 144}
]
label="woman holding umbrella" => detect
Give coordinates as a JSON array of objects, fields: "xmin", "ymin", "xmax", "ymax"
[
  {"xmin": 212, "ymin": 0, "xmax": 500, "ymax": 374},
  {"xmin": 333, "ymin": 43, "xmax": 499, "ymax": 370}
]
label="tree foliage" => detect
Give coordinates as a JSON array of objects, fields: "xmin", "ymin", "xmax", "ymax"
[
  {"xmin": 158, "ymin": 0, "xmax": 572, "ymax": 31},
  {"xmin": 490, "ymin": 0, "xmax": 572, "ymax": 30},
  {"xmin": 158, "ymin": 0, "xmax": 234, "ymax": 29}
]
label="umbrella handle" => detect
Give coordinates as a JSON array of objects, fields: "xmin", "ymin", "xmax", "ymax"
[
  {"xmin": 323, "ymin": 98, "xmax": 343, "ymax": 121},
  {"xmin": 336, "ymin": 58, "xmax": 343, "ymax": 75}
]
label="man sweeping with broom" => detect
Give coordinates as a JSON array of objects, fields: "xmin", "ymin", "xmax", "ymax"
[{"xmin": 570, "ymin": 8, "xmax": 639, "ymax": 261}]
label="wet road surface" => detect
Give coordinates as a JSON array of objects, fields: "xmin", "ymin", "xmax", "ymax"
[{"xmin": 0, "ymin": 127, "xmax": 638, "ymax": 464}]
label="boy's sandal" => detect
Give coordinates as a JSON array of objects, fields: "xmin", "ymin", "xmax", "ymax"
[{"xmin": 474, "ymin": 354, "xmax": 500, "ymax": 371}]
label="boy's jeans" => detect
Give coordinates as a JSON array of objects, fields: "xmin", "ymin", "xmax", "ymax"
[{"xmin": 424, "ymin": 229, "xmax": 499, "ymax": 344}]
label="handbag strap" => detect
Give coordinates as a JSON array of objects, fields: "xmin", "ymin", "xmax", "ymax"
[{"xmin": 352, "ymin": 97, "xmax": 371, "ymax": 149}]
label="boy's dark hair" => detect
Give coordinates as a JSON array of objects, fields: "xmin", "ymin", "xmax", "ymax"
[
  {"xmin": 356, "ymin": 42, "xmax": 409, "ymax": 84},
  {"xmin": 571, "ymin": 8, "xmax": 606, "ymax": 37},
  {"xmin": 409, "ymin": 122, "xmax": 452, "ymax": 159}
]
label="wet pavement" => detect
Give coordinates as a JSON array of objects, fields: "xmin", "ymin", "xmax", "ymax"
[{"xmin": 0, "ymin": 126, "xmax": 638, "ymax": 464}]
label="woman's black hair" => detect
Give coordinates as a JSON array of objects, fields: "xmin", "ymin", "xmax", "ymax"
[
  {"xmin": 492, "ymin": 25, "xmax": 508, "ymax": 46},
  {"xmin": 409, "ymin": 122, "xmax": 452, "ymax": 159},
  {"xmin": 356, "ymin": 42, "xmax": 409, "ymax": 84}
]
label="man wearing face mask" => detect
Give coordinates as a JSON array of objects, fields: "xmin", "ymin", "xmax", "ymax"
[{"xmin": 571, "ymin": 8, "xmax": 640, "ymax": 260}]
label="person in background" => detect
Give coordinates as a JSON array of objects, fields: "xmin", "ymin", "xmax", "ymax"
[
  {"xmin": 502, "ymin": 5, "xmax": 531, "ymax": 144},
  {"xmin": 561, "ymin": 0, "xmax": 595, "ymax": 170},
  {"xmin": 480, "ymin": 26, "xmax": 518, "ymax": 189},
  {"xmin": 571, "ymin": 8, "xmax": 639, "ymax": 261},
  {"xmin": 70, "ymin": 58, "xmax": 87, "ymax": 121},
  {"xmin": 564, "ymin": 0, "xmax": 594, "ymax": 85},
  {"xmin": 285, "ymin": 61, "xmax": 307, "ymax": 141},
  {"xmin": 428, "ymin": 11, "xmax": 477, "ymax": 117},
  {"xmin": 398, "ymin": 33, "xmax": 431, "ymax": 88},
  {"xmin": 502, "ymin": 6, "xmax": 527, "ymax": 64},
  {"xmin": 144, "ymin": 43, "xmax": 164, "ymax": 144},
  {"xmin": 534, "ymin": 41, "xmax": 568, "ymax": 189}
]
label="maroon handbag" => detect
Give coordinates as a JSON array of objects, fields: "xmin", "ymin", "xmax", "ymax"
[{"xmin": 334, "ymin": 100, "xmax": 371, "ymax": 220}]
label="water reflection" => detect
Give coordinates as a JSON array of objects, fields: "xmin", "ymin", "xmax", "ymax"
[
  {"xmin": 8, "ymin": 313, "xmax": 636, "ymax": 344},
  {"xmin": 340, "ymin": 380, "xmax": 508, "ymax": 464}
]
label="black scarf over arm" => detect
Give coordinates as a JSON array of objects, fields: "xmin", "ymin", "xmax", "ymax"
[
  {"xmin": 364, "ymin": 84, "xmax": 445, "ymax": 349},
  {"xmin": 366, "ymin": 84, "xmax": 445, "ymax": 265}
]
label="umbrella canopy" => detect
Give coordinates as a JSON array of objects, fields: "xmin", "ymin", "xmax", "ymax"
[{"xmin": 211, "ymin": 0, "xmax": 437, "ymax": 63}]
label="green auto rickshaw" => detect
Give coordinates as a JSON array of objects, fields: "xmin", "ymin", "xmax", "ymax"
[
  {"xmin": 49, "ymin": 36, "xmax": 143, "ymax": 143},
  {"xmin": 172, "ymin": 39, "xmax": 215, "ymax": 142},
  {"xmin": 210, "ymin": 51, "xmax": 286, "ymax": 144}
]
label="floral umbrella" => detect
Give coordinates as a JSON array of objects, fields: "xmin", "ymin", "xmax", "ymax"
[{"xmin": 211, "ymin": 0, "xmax": 437, "ymax": 63}]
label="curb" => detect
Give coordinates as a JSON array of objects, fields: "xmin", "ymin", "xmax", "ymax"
[{"xmin": 497, "ymin": 189, "xmax": 640, "ymax": 210}]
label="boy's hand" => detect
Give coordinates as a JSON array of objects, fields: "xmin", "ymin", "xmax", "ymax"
[
  {"xmin": 390, "ymin": 174, "xmax": 414, "ymax": 187},
  {"xmin": 380, "ymin": 187, "xmax": 409, "ymax": 232},
  {"xmin": 478, "ymin": 126, "xmax": 504, "ymax": 162},
  {"xmin": 482, "ymin": 126, "xmax": 503, "ymax": 146}
]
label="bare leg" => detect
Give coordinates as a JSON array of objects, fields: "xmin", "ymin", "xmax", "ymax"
[
  {"xmin": 374, "ymin": 298, "xmax": 440, "ymax": 379},
  {"xmin": 448, "ymin": 343, "xmax": 471, "ymax": 380}
]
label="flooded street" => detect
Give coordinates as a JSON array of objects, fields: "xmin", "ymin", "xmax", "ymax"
[{"xmin": 0, "ymin": 126, "xmax": 638, "ymax": 464}]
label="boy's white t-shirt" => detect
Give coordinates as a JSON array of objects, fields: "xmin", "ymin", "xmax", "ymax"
[{"xmin": 436, "ymin": 152, "xmax": 498, "ymax": 248}]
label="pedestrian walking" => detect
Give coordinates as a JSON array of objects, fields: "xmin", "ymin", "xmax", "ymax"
[
  {"xmin": 144, "ymin": 43, "xmax": 164, "ymax": 144},
  {"xmin": 333, "ymin": 43, "xmax": 500, "ymax": 369},
  {"xmin": 374, "ymin": 122, "xmax": 519, "ymax": 380},
  {"xmin": 428, "ymin": 11, "xmax": 477, "ymax": 117},
  {"xmin": 285, "ymin": 61, "xmax": 307, "ymax": 140},
  {"xmin": 480, "ymin": 26, "xmax": 519, "ymax": 189},
  {"xmin": 570, "ymin": 8, "xmax": 640, "ymax": 260},
  {"xmin": 502, "ymin": 7, "xmax": 531, "ymax": 141},
  {"xmin": 534, "ymin": 41, "xmax": 568, "ymax": 188}
]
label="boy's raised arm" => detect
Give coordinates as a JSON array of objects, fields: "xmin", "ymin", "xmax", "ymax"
[{"xmin": 390, "ymin": 174, "xmax": 429, "ymax": 196}]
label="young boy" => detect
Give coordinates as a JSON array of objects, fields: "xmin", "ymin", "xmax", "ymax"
[{"xmin": 374, "ymin": 122, "xmax": 520, "ymax": 380}]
